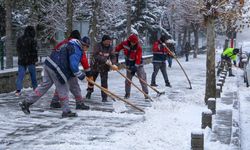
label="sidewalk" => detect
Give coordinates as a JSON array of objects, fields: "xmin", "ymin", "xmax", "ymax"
[
  {"xmin": 0, "ymin": 55, "xmax": 209, "ymax": 150},
  {"xmin": 206, "ymin": 70, "xmax": 240, "ymax": 150}
]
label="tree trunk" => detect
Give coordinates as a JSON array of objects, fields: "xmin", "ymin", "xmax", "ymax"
[
  {"xmin": 188, "ymin": 29, "xmax": 191, "ymax": 44},
  {"xmin": 177, "ymin": 33, "xmax": 182, "ymax": 55},
  {"xmin": 5, "ymin": 0, "xmax": 13, "ymax": 68},
  {"xmin": 192, "ymin": 23, "xmax": 199, "ymax": 58},
  {"xmin": 89, "ymin": 0, "xmax": 101, "ymax": 52},
  {"xmin": 205, "ymin": 18, "xmax": 216, "ymax": 104},
  {"xmin": 126, "ymin": 0, "xmax": 132, "ymax": 36},
  {"xmin": 66, "ymin": 0, "xmax": 73, "ymax": 38},
  {"xmin": 193, "ymin": 29, "xmax": 199, "ymax": 58},
  {"xmin": 182, "ymin": 27, "xmax": 187, "ymax": 50}
]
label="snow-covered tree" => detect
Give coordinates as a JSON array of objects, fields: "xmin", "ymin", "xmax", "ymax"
[
  {"xmin": 200, "ymin": 0, "xmax": 246, "ymax": 103},
  {"xmin": 174, "ymin": 0, "xmax": 203, "ymax": 58}
]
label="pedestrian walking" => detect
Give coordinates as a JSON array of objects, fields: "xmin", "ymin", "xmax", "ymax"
[
  {"xmin": 166, "ymin": 39, "xmax": 176, "ymax": 68},
  {"xmin": 15, "ymin": 26, "xmax": 38, "ymax": 96},
  {"xmin": 184, "ymin": 42, "xmax": 191, "ymax": 62}
]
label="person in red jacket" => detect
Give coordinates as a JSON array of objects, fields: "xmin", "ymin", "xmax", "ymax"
[
  {"xmin": 151, "ymin": 35, "xmax": 172, "ymax": 87},
  {"xmin": 50, "ymin": 30, "xmax": 92, "ymax": 110},
  {"xmin": 115, "ymin": 34, "xmax": 148, "ymax": 99}
]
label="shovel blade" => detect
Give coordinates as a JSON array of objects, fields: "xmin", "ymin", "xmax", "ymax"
[{"xmin": 156, "ymin": 91, "xmax": 165, "ymax": 97}]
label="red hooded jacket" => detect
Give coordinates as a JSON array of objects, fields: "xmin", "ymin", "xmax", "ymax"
[{"xmin": 115, "ymin": 40, "xmax": 142, "ymax": 66}]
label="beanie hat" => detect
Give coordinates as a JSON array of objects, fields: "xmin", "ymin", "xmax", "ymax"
[
  {"xmin": 70, "ymin": 30, "xmax": 81, "ymax": 40},
  {"xmin": 24, "ymin": 26, "xmax": 36, "ymax": 38},
  {"xmin": 160, "ymin": 35, "xmax": 167, "ymax": 43},
  {"xmin": 128, "ymin": 34, "xmax": 139, "ymax": 43},
  {"xmin": 81, "ymin": 36, "xmax": 90, "ymax": 46},
  {"xmin": 102, "ymin": 35, "xmax": 111, "ymax": 41}
]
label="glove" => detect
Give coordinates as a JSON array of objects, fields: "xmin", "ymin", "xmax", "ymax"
[
  {"xmin": 76, "ymin": 72, "xmax": 86, "ymax": 80},
  {"xmin": 171, "ymin": 52, "xmax": 175, "ymax": 57},
  {"xmin": 129, "ymin": 66, "xmax": 137, "ymax": 76},
  {"xmin": 111, "ymin": 64, "xmax": 119, "ymax": 71},
  {"xmin": 85, "ymin": 70, "xmax": 92, "ymax": 77},
  {"xmin": 167, "ymin": 51, "xmax": 174, "ymax": 57},
  {"xmin": 87, "ymin": 76, "xmax": 94, "ymax": 81},
  {"xmin": 105, "ymin": 59, "xmax": 112, "ymax": 66}
]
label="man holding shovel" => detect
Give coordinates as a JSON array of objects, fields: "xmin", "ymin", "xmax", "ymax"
[
  {"xmin": 151, "ymin": 35, "xmax": 172, "ymax": 87},
  {"xmin": 115, "ymin": 34, "xmax": 149, "ymax": 99},
  {"xmin": 86, "ymin": 35, "xmax": 118, "ymax": 102}
]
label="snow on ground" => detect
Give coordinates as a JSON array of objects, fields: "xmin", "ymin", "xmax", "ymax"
[
  {"xmin": 0, "ymin": 54, "xmax": 229, "ymax": 150},
  {"xmin": 237, "ymin": 68, "xmax": 250, "ymax": 150}
]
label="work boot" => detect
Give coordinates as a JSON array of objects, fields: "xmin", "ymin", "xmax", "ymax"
[
  {"xmin": 229, "ymin": 74, "xmax": 235, "ymax": 77},
  {"xmin": 15, "ymin": 90, "xmax": 21, "ymax": 96},
  {"xmin": 165, "ymin": 82, "xmax": 172, "ymax": 87},
  {"xmin": 144, "ymin": 91, "xmax": 150, "ymax": 100},
  {"xmin": 86, "ymin": 91, "xmax": 92, "ymax": 99},
  {"xmin": 76, "ymin": 103, "xmax": 90, "ymax": 110},
  {"xmin": 50, "ymin": 101, "xmax": 61, "ymax": 108},
  {"xmin": 62, "ymin": 111, "xmax": 78, "ymax": 118},
  {"xmin": 19, "ymin": 101, "xmax": 32, "ymax": 114},
  {"xmin": 102, "ymin": 98, "xmax": 108, "ymax": 102},
  {"xmin": 124, "ymin": 93, "xmax": 130, "ymax": 99},
  {"xmin": 150, "ymin": 83, "xmax": 158, "ymax": 87}
]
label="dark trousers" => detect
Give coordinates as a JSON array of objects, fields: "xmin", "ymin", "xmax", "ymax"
[
  {"xmin": 167, "ymin": 56, "xmax": 173, "ymax": 67},
  {"xmin": 151, "ymin": 62, "xmax": 169, "ymax": 84},
  {"xmin": 87, "ymin": 71, "xmax": 108, "ymax": 99},
  {"xmin": 185, "ymin": 54, "xmax": 189, "ymax": 61},
  {"xmin": 217, "ymin": 58, "xmax": 233, "ymax": 75}
]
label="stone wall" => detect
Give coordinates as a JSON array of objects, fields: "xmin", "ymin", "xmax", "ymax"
[
  {"xmin": 0, "ymin": 55, "xmax": 153, "ymax": 94},
  {"xmin": 118, "ymin": 55, "xmax": 153, "ymax": 69},
  {"xmin": 0, "ymin": 67, "xmax": 43, "ymax": 94}
]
